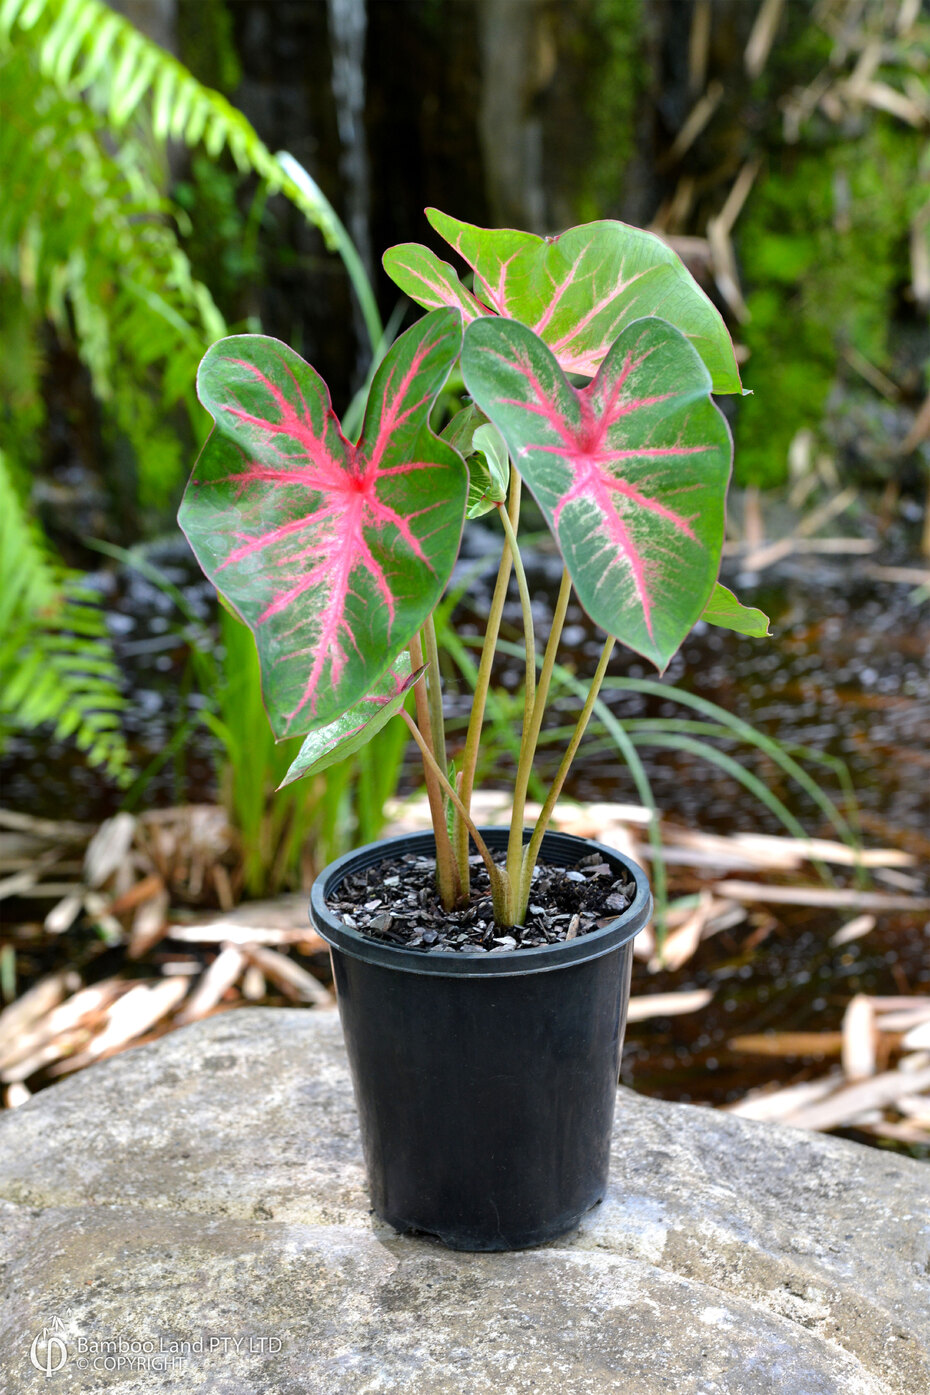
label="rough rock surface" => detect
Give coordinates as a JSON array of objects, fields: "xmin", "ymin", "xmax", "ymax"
[{"xmin": 0, "ymin": 1008, "xmax": 927, "ymax": 1394}]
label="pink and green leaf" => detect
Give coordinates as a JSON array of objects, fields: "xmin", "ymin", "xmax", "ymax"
[
  {"xmin": 384, "ymin": 209, "xmax": 742, "ymax": 394},
  {"xmin": 429, "ymin": 209, "xmax": 741, "ymax": 393},
  {"xmin": 461, "ymin": 315, "xmax": 733, "ymax": 671},
  {"xmin": 382, "ymin": 242, "xmax": 491, "ymax": 322},
  {"xmin": 701, "ymin": 584, "xmax": 770, "ymax": 637},
  {"xmin": 178, "ymin": 309, "xmax": 467, "ymax": 739},
  {"xmin": 279, "ymin": 657, "xmax": 424, "ymax": 787}
]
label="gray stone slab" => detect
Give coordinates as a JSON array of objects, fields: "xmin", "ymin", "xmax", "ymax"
[{"xmin": 0, "ymin": 1008, "xmax": 927, "ymax": 1395}]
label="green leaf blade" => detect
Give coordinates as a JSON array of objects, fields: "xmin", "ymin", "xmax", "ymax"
[
  {"xmin": 439, "ymin": 405, "xmax": 510, "ymax": 517},
  {"xmin": 382, "ymin": 242, "xmax": 490, "ymax": 321},
  {"xmin": 701, "ymin": 583, "xmax": 771, "ymax": 637}
]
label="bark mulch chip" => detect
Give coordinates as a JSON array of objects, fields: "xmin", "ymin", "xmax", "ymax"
[{"xmin": 326, "ymin": 852, "xmax": 636, "ymax": 953}]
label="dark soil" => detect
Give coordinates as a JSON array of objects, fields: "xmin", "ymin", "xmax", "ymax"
[{"xmin": 326, "ymin": 851, "xmax": 636, "ymax": 953}]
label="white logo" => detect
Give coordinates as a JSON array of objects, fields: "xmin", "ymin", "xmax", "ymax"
[{"xmin": 29, "ymin": 1315, "xmax": 69, "ymax": 1376}]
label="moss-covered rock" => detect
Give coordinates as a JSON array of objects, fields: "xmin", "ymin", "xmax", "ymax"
[{"xmin": 736, "ymin": 105, "xmax": 927, "ymax": 486}]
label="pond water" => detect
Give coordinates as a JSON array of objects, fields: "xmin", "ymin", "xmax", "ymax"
[
  {"xmin": 2, "ymin": 516, "xmax": 928, "ymax": 1138},
  {"xmin": 456, "ymin": 522, "xmax": 929, "ymax": 846}
]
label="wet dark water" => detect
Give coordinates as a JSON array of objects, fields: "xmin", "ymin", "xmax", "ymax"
[
  {"xmin": 453, "ymin": 527, "xmax": 930, "ymax": 847},
  {"xmin": 5, "ymin": 522, "xmax": 926, "ymax": 842}
]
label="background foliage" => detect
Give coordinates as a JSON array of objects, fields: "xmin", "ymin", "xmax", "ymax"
[
  {"xmin": 0, "ymin": 0, "xmax": 926, "ymax": 889},
  {"xmin": 731, "ymin": 7, "xmax": 930, "ymax": 487},
  {"xmin": 0, "ymin": 0, "xmax": 375, "ymax": 839}
]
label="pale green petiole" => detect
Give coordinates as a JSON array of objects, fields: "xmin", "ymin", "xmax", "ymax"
[
  {"xmin": 406, "ymin": 456, "xmax": 616, "ymax": 928},
  {"xmin": 400, "ymin": 707, "xmax": 509, "ymax": 922},
  {"xmin": 517, "ymin": 637, "xmax": 615, "ymax": 923},
  {"xmin": 421, "ymin": 614, "xmax": 448, "ymax": 796},
  {"xmin": 496, "ymin": 502, "xmax": 536, "ymax": 724},
  {"xmin": 451, "ymin": 471, "xmax": 520, "ymax": 895},
  {"xmin": 408, "ymin": 631, "xmax": 460, "ymax": 909},
  {"xmin": 505, "ymin": 566, "xmax": 572, "ymax": 902}
]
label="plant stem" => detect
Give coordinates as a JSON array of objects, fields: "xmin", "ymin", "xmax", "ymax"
[
  {"xmin": 400, "ymin": 709, "xmax": 510, "ymax": 922},
  {"xmin": 517, "ymin": 637, "xmax": 615, "ymax": 922},
  {"xmin": 496, "ymin": 503, "xmax": 535, "ymax": 722},
  {"xmin": 452, "ymin": 471, "xmax": 521, "ymax": 890},
  {"xmin": 422, "ymin": 615, "xmax": 448, "ymax": 783},
  {"xmin": 407, "ymin": 637, "xmax": 460, "ymax": 909},
  {"xmin": 506, "ymin": 568, "xmax": 572, "ymax": 892}
]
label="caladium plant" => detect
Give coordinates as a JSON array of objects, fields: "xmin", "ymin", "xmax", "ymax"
[{"xmin": 180, "ymin": 212, "xmax": 768, "ymax": 928}]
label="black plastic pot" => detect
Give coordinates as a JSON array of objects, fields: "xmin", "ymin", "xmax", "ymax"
[{"xmin": 309, "ymin": 827, "xmax": 651, "ymax": 1252}]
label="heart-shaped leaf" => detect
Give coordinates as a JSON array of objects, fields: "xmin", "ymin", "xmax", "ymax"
[
  {"xmin": 701, "ymin": 584, "xmax": 770, "ymax": 637},
  {"xmin": 179, "ymin": 309, "xmax": 467, "ymax": 738},
  {"xmin": 385, "ymin": 209, "xmax": 742, "ymax": 394},
  {"xmin": 461, "ymin": 316, "xmax": 733, "ymax": 670},
  {"xmin": 279, "ymin": 657, "xmax": 424, "ymax": 787}
]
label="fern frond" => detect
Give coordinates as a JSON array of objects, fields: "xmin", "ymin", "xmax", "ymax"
[
  {"xmin": 0, "ymin": 449, "xmax": 132, "ymax": 782},
  {"xmin": 0, "ymin": 43, "xmax": 225, "ymax": 503},
  {"xmin": 0, "ymin": 0, "xmax": 382, "ymax": 352}
]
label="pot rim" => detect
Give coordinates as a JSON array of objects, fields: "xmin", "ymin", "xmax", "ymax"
[{"xmin": 309, "ymin": 826, "xmax": 652, "ymax": 978}]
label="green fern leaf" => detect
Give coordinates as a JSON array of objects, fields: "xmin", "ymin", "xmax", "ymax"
[
  {"xmin": 1, "ymin": 0, "xmax": 383, "ymax": 350},
  {"xmin": 0, "ymin": 450, "xmax": 132, "ymax": 783}
]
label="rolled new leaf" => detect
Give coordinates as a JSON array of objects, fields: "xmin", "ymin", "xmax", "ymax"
[
  {"xmin": 279, "ymin": 658, "xmax": 424, "ymax": 786},
  {"xmin": 467, "ymin": 425, "xmax": 510, "ymax": 518},
  {"xmin": 440, "ymin": 405, "xmax": 510, "ymax": 518},
  {"xmin": 462, "ymin": 316, "xmax": 732, "ymax": 671},
  {"xmin": 385, "ymin": 209, "xmax": 742, "ymax": 394},
  {"xmin": 179, "ymin": 309, "xmax": 467, "ymax": 738},
  {"xmin": 440, "ymin": 402, "xmax": 489, "ymax": 456}
]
